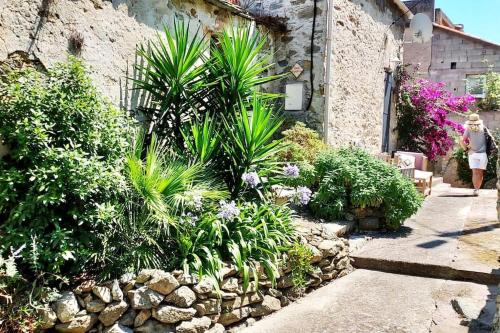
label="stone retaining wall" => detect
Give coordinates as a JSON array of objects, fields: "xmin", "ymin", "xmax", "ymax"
[{"xmin": 38, "ymin": 224, "xmax": 352, "ymax": 332}]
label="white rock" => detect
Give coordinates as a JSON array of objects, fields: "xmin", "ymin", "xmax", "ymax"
[
  {"xmin": 192, "ymin": 276, "xmax": 214, "ymax": 294},
  {"xmin": 92, "ymin": 286, "xmax": 112, "ymax": 303},
  {"xmin": 111, "ymin": 279, "xmax": 123, "ymax": 301},
  {"xmin": 54, "ymin": 313, "xmax": 97, "ymax": 332},
  {"xmin": 127, "ymin": 286, "xmax": 164, "ymax": 309},
  {"xmin": 207, "ymin": 323, "xmax": 225, "ymax": 333},
  {"xmin": 164, "ymin": 286, "xmax": 196, "ymax": 308},
  {"xmin": 86, "ymin": 299, "xmax": 106, "ymax": 313},
  {"xmin": 54, "ymin": 291, "xmax": 80, "ymax": 323},
  {"xmin": 145, "ymin": 271, "xmax": 179, "ymax": 295},
  {"xmin": 176, "ymin": 316, "xmax": 211, "ymax": 333},
  {"xmin": 221, "ymin": 278, "xmax": 239, "ymax": 293},
  {"xmin": 134, "ymin": 319, "xmax": 175, "ymax": 333},
  {"xmin": 250, "ymin": 295, "xmax": 281, "ymax": 317},
  {"xmin": 103, "ymin": 323, "xmax": 133, "ymax": 333},
  {"xmin": 152, "ymin": 305, "xmax": 196, "ymax": 324},
  {"xmin": 134, "ymin": 309, "xmax": 151, "ymax": 327},
  {"xmin": 37, "ymin": 307, "xmax": 57, "ymax": 329},
  {"xmin": 98, "ymin": 300, "xmax": 129, "ymax": 326}
]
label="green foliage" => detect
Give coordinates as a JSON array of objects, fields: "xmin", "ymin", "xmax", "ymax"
[
  {"xmin": 209, "ymin": 24, "xmax": 281, "ymax": 112},
  {"xmin": 310, "ymin": 148, "xmax": 423, "ymax": 229},
  {"xmin": 95, "ymin": 131, "xmax": 228, "ymax": 278},
  {"xmin": 0, "ymin": 249, "xmax": 61, "ymax": 333},
  {"xmin": 479, "ymin": 69, "xmax": 500, "ymax": 111},
  {"xmin": 135, "ymin": 21, "xmax": 210, "ymax": 146},
  {"xmin": 278, "ymin": 122, "xmax": 327, "ymax": 164},
  {"xmin": 287, "ymin": 242, "xmax": 314, "ymax": 289},
  {"xmin": 222, "ymin": 97, "xmax": 284, "ymax": 197},
  {"xmin": 182, "ymin": 115, "xmax": 221, "ymax": 165},
  {"xmin": 452, "ymin": 147, "xmax": 497, "ymax": 187},
  {"xmin": 177, "ymin": 201, "xmax": 295, "ymax": 290},
  {"xmin": 0, "ymin": 58, "xmax": 131, "ymax": 274}
]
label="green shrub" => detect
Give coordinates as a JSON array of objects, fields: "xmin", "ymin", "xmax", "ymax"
[
  {"xmin": 452, "ymin": 147, "xmax": 497, "ymax": 187},
  {"xmin": 94, "ymin": 131, "xmax": 228, "ymax": 278},
  {"xmin": 278, "ymin": 122, "xmax": 327, "ymax": 164},
  {"xmin": 310, "ymin": 148, "xmax": 423, "ymax": 229},
  {"xmin": 0, "ymin": 58, "xmax": 131, "ymax": 275},
  {"xmin": 177, "ymin": 201, "xmax": 295, "ymax": 290},
  {"xmin": 287, "ymin": 242, "xmax": 314, "ymax": 289}
]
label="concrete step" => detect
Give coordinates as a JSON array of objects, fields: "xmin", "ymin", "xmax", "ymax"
[
  {"xmin": 432, "ymin": 176, "xmax": 444, "ymax": 187},
  {"xmin": 351, "ymin": 256, "xmax": 500, "ymax": 285}
]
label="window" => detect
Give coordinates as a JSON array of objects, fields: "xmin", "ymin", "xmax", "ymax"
[
  {"xmin": 450, "ymin": 62, "xmax": 457, "ymax": 69},
  {"xmin": 465, "ymin": 74, "xmax": 486, "ymax": 98}
]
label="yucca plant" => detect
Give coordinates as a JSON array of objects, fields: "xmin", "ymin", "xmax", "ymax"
[
  {"xmin": 222, "ymin": 95, "xmax": 284, "ymax": 197},
  {"xmin": 209, "ymin": 24, "xmax": 282, "ymax": 113},
  {"xmin": 134, "ymin": 21, "xmax": 210, "ymax": 147},
  {"xmin": 181, "ymin": 114, "xmax": 221, "ymax": 165}
]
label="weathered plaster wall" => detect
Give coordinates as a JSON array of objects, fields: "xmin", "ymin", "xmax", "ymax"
[
  {"xmin": 258, "ymin": 0, "xmax": 328, "ymax": 133},
  {"xmin": 326, "ymin": 0, "xmax": 404, "ymax": 152},
  {"xmin": 429, "ymin": 28, "xmax": 500, "ymax": 96},
  {"xmin": 0, "ymin": 0, "xmax": 253, "ymax": 106}
]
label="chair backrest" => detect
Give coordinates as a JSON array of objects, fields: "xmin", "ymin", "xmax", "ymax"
[{"xmin": 396, "ymin": 151, "xmax": 428, "ymax": 171}]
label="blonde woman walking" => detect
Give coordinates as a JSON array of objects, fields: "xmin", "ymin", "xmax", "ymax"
[{"xmin": 459, "ymin": 113, "xmax": 495, "ymax": 196}]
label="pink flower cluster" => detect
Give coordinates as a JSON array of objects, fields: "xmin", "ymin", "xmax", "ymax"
[{"xmin": 399, "ymin": 79, "xmax": 475, "ymax": 161}]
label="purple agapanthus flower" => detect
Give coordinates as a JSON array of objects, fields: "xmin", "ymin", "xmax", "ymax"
[
  {"xmin": 283, "ymin": 164, "xmax": 300, "ymax": 178},
  {"xmin": 294, "ymin": 186, "xmax": 312, "ymax": 205},
  {"xmin": 179, "ymin": 212, "xmax": 198, "ymax": 227},
  {"xmin": 217, "ymin": 200, "xmax": 240, "ymax": 220},
  {"xmin": 242, "ymin": 171, "xmax": 260, "ymax": 188},
  {"xmin": 191, "ymin": 195, "xmax": 203, "ymax": 211}
]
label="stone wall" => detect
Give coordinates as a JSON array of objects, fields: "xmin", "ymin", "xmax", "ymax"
[
  {"xmin": 326, "ymin": 0, "xmax": 405, "ymax": 152},
  {"xmin": 428, "ymin": 27, "xmax": 500, "ymax": 96},
  {"xmin": 257, "ymin": 0, "xmax": 328, "ymax": 132},
  {"xmin": 38, "ymin": 224, "xmax": 352, "ymax": 332},
  {"xmin": 0, "ymin": 0, "xmax": 257, "ymax": 106}
]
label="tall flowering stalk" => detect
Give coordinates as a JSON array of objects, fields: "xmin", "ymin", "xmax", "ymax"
[{"xmin": 396, "ymin": 67, "xmax": 475, "ymax": 161}]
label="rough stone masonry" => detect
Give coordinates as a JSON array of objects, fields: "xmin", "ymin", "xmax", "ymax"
[{"xmin": 37, "ymin": 224, "xmax": 352, "ymax": 333}]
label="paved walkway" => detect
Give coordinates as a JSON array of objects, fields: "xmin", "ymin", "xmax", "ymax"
[
  {"xmin": 352, "ymin": 186, "xmax": 499, "ymax": 283},
  {"xmin": 241, "ymin": 187, "xmax": 499, "ymax": 333}
]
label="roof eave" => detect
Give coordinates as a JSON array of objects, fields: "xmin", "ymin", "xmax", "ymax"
[
  {"xmin": 433, "ymin": 23, "xmax": 500, "ymax": 48},
  {"xmin": 204, "ymin": 0, "xmax": 254, "ymax": 20}
]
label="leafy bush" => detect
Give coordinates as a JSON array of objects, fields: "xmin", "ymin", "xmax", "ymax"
[
  {"xmin": 221, "ymin": 97, "xmax": 284, "ymax": 197},
  {"xmin": 287, "ymin": 242, "xmax": 314, "ymax": 289},
  {"xmin": 395, "ymin": 66, "xmax": 474, "ymax": 161},
  {"xmin": 0, "ymin": 58, "xmax": 131, "ymax": 275},
  {"xmin": 0, "ymin": 248, "xmax": 60, "ymax": 333},
  {"xmin": 278, "ymin": 122, "xmax": 326, "ymax": 164},
  {"xmin": 452, "ymin": 147, "xmax": 497, "ymax": 187},
  {"xmin": 177, "ymin": 201, "xmax": 295, "ymax": 290},
  {"xmin": 95, "ymin": 131, "xmax": 227, "ymax": 278},
  {"xmin": 478, "ymin": 69, "xmax": 500, "ymax": 111},
  {"xmin": 310, "ymin": 148, "xmax": 423, "ymax": 229}
]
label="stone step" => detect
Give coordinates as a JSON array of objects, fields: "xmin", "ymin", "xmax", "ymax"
[
  {"xmin": 350, "ymin": 256, "xmax": 500, "ymax": 285},
  {"xmin": 432, "ymin": 176, "xmax": 444, "ymax": 187}
]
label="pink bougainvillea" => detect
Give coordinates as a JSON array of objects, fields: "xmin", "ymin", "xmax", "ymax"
[{"xmin": 396, "ymin": 70, "xmax": 475, "ymax": 161}]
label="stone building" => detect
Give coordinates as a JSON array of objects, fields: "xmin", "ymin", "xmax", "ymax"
[
  {"xmin": 403, "ymin": 0, "xmax": 500, "ymax": 98},
  {"xmin": 1, "ymin": 0, "xmax": 411, "ymax": 152},
  {"xmin": 254, "ymin": 0, "xmax": 411, "ymax": 152}
]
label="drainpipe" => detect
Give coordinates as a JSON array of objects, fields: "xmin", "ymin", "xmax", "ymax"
[{"xmin": 323, "ymin": 0, "xmax": 335, "ymax": 144}]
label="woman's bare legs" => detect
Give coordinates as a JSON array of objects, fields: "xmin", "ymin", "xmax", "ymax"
[{"xmin": 472, "ymin": 168, "xmax": 484, "ymax": 190}]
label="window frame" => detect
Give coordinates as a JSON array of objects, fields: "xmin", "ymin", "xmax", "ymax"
[{"xmin": 465, "ymin": 74, "xmax": 486, "ymax": 99}]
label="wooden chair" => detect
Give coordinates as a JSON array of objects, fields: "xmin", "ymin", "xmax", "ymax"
[{"xmin": 396, "ymin": 151, "xmax": 433, "ymax": 196}]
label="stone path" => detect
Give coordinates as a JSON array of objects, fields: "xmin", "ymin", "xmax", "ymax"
[
  {"xmin": 240, "ymin": 186, "xmax": 499, "ymax": 332},
  {"xmin": 352, "ymin": 186, "xmax": 500, "ymax": 284}
]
